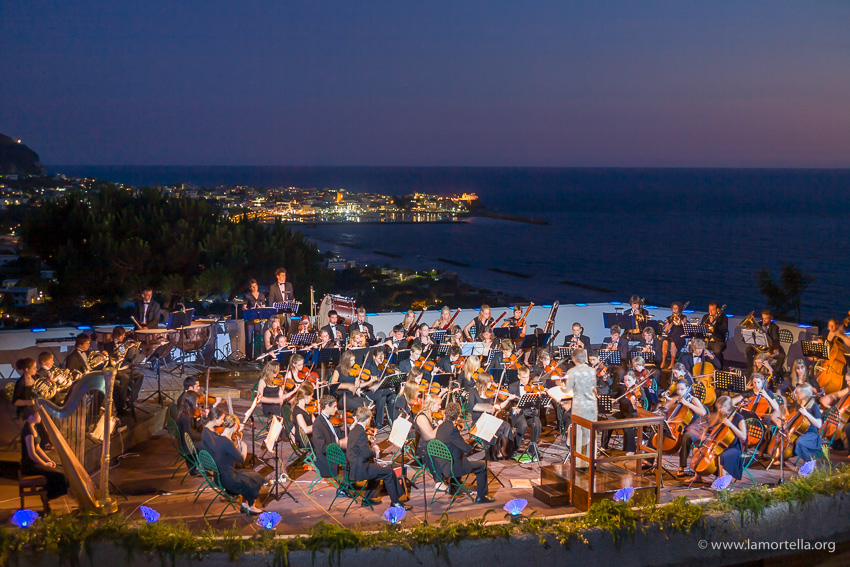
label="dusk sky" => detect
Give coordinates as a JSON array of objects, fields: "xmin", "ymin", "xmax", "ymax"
[{"xmin": 1, "ymin": 1, "xmax": 849, "ymax": 167}]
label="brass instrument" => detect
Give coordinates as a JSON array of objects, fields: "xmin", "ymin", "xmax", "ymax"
[
  {"xmin": 740, "ymin": 311, "xmax": 769, "ymax": 353},
  {"xmin": 32, "ymin": 377, "xmax": 57, "ymax": 399},
  {"xmin": 50, "ymin": 367, "xmax": 81, "ymax": 388},
  {"xmin": 87, "ymin": 350, "xmax": 109, "ymax": 371},
  {"xmin": 705, "ymin": 303, "xmax": 727, "ymax": 336},
  {"xmin": 671, "ymin": 301, "xmax": 690, "ymax": 326}
]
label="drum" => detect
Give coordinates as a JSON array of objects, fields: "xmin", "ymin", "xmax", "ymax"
[
  {"xmin": 175, "ymin": 323, "xmax": 212, "ymax": 353},
  {"xmin": 317, "ymin": 294, "xmax": 356, "ymax": 330},
  {"xmin": 93, "ymin": 326, "xmax": 123, "ymax": 349},
  {"xmin": 134, "ymin": 328, "xmax": 178, "ymax": 355}
]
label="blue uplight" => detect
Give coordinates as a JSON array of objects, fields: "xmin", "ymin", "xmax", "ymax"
[
  {"xmin": 610, "ymin": 301, "xmax": 622, "ymax": 305},
  {"xmin": 77, "ymin": 325, "xmax": 92, "ymax": 330},
  {"xmin": 711, "ymin": 475, "xmax": 734, "ymax": 490},
  {"xmin": 613, "ymin": 487, "xmax": 635, "ymax": 502},
  {"xmin": 646, "ymin": 305, "xmax": 658, "ymax": 310},
  {"xmin": 797, "ymin": 324, "xmax": 813, "ymax": 329},
  {"xmin": 31, "ymin": 328, "xmax": 46, "ymax": 333},
  {"xmin": 575, "ymin": 303, "xmax": 588, "ymax": 307},
  {"xmin": 257, "ymin": 511, "xmax": 281, "ymax": 530},
  {"xmin": 503, "ymin": 498, "xmax": 527, "ymax": 516},
  {"xmin": 382, "ymin": 506, "xmax": 406, "ymax": 525},
  {"xmin": 799, "ymin": 460, "xmax": 816, "ymax": 477},
  {"xmin": 683, "ymin": 310, "xmax": 694, "ymax": 314},
  {"xmin": 11, "ymin": 509, "xmax": 39, "ymax": 528},
  {"xmin": 140, "ymin": 505, "xmax": 160, "ymax": 523}
]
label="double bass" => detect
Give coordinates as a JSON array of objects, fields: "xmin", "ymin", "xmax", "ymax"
[{"xmin": 816, "ymin": 311, "xmax": 850, "ymax": 394}]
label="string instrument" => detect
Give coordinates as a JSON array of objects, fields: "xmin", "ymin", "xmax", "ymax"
[
  {"xmin": 441, "ymin": 308, "xmax": 462, "ymax": 331},
  {"xmin": 376, "ymin": 360, "xmax": 398, "ymax": 374},
  {"xmin": 690, "ymin": 410, "xmax": 740, "ymax": 474},
  {"xmin": 690, "ymin": 354, "xmax": 717, "ymax": 405},
  {"xmin": 821, "ymin": 388, "xmax": 850, "ymax": 439},
  {"xmin": 451, "ymin": 356, "xmax": 466, "ymax": 373},
  {"xmin": 366, "ymin": 426, "xmax": 377, "ymax": 445},
  {"xmin": 502, "ymin": 353, "xmax": 520, "ymax": 369},
  {"xmin": 738, "ymin": 391, "xmax": 773, "ymax": 419},
  {"xmin": 417, "ymin": 374, "xmax": 441, "ymax": 395},
  {"xmin": 214, "ymin": 420, "xmax": 244, "ymax": 445},
  {"xmin": 765, "ymin": 390, "xmax": 822, "ymax": 461},
  {"xmin": 816, "ymin": 310, "xmax": 850, "ymax": 394},
  {"xmin": 651, "ymin": 385, "xmax": 695, "ymax": 452},
  {"xmin": 303, "ymin": 399, "xmax": 318, "ymax": 414},
  {"xmin": 197, "ymin": 394, "xmax": 217, "ymax": 407},
  {"xmin": 298, "ymin": 367, "xmax": 321, "ymax": 384},
  {"xmin": 272, "ymin": 374, "xmax": 298, "ymax": 390},
  {"xmin": 544, "ymin": 362, "xmax": 566, "ymax": 379},
  {"xmin": 329, "ymin": 411, "xmax": 355, "ymax": 427},
  {"xmin": 596, "ymin": 361, "xmax": 610, "ymax": 379},
  {"xmin": 523, "ymin": 381, "xmax": 546, "ymax": 394},
  {"xmin": 414, "ymin": 358, "xmax": 436, "ymax": 372},
  {"xmin": 349, "ymin": 363, "xmax": 372, "ymax": 381}
]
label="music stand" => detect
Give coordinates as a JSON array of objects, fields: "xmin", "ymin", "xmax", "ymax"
[
  {"xmin": 316, "ymin": 347, "xmax": 342, "ymax": 367},
  {"xmin": 598, "ymin": 350, "xmax": 621, "ymax": 366},
  {"xmin": 489, "ymin": 368, "xmax": 519, "ymax": 384},
  {"xmin": 430, "ymin": 330, "xmax": 447, "ymax": 344},
  {"xmin": 741, "ymin": 329, "xmax": 769, "ymax": 349},
  {"xmin": 484, "ymin": 349, "xmax": 498, "ymax": 368},
  {"xmin": 436, "ymin": 343, "xmax": 451, "ymax": 356},
  {"xmin": 460, "ymin": 343, "xmax": 486, "ymax": 357},
  {"xmin": 557, "ymin": 346, "xmax": 574, "ymax": 360},
  {"xmin": 289, "ymin": 332, "xmax": 316, "ymax": 347},
  {"xmin": 262, "ymin": 417, "xmax": 298, "ymax": 505},
  {"xmin": 166, "ymin": 309, "xmax": 193, "ymax": 330},
  {"xmin": 603, "ymin": 313, "xmax": 633, "ymax": 330},
  {"xmin": 244, "ymin": 307, "xmax": 277, "ymax": 323},
  {"xmin": 139, "ymin": 342, "xmax": 175, "ymax": 406},
  {"xmin": 494, "ymin": 327, "xmax": 521, "ymax": 340},
  {"xmin": 389, "ymin": 349, "xmax": 411, "ymax": 365},
  {"xmin": 519, "ymin": 332, "xmax": 550, "ymax": 351},
  {"xmin": 515, "ymin": 393, "xmax": 544, "ymax": 466},
  {"xmin": 715, "ymin": 371, "xmax": 747, "ymax": 394},
  {"xmin": 645, "ymin": 320, "xmax": 665, "ymax": 335},
  {"xmin": 596, "ymin": 394, "xmax": 613, "ymax": 414},
  {"xmin": 684, "ymin": 323, "xmax": 708, "ymax": 338},
  {"xmin": 801, "ymin": 341, "xmax": 829, "ymax": 359},
  {"xmin": 376, "ymin": 372, "xmax": 406, "ymax": 392},
  {"xmin": 272, "ymin": 301, "xmax": 301, "ymax": 315},
  {"xmin": 277, "ymin": 350, "xmax": 294, "ymax": 367}
]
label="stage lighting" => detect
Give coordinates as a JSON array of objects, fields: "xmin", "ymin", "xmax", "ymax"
[
  {"xmin": 799, "ymin": 460, "xmax": 816, "ymax": 477},
  {"xmin": 11, "ymin": 509, "xmax": 39, "ymax": 528},
  {"xmin": 613, "ymin": 487, "xmax": 635, "ymax": 503},
  {"xmin": 382, "ymin": 506, "xmax": 406, "ymax": 525},
  {"xmin": 140, "ymin": 506, "xmax": 160, "ymax": 523},
  {"xmin": 503, "ymin": 498, "xmax": 527, "ymax": 516},
  {"xmin": 258, "ymin": 511, "xmax": 281, "ymax": 530},
  {"xmin": 711, "ymin": 475, "xmax": 733, "ymax": 490}
]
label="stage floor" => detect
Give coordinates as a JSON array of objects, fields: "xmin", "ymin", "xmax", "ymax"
[{"xmin": 0, "ymin": 367, "xmax": 847, "ymax": 535}]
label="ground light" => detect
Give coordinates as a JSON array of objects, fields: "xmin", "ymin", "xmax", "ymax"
[
  {"xmin": 11, "ymin": 509, "xmax": 38, "ymax": 528},
  {"xmin": 258, "ymin": 511, "xmax": 281, "ymax": 530},
  {"xmin": 140, "ymin": 505, "xmax": 160, "ymax": 522},
  {"xmin": 613, "ymin": 487, "xmax": 634, "ymax": 502},
  {"xmin": 382, "ymin": 506, "xmax": 406, "ymax": 525}
]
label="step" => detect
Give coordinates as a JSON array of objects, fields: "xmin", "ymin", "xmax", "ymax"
[{"xmin": 532, "ymin": 483, "xmax": 571, "ymax": 507}]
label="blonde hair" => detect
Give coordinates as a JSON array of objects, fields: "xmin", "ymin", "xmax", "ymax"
[
  {"xmin": 795, "ymin": 383, "xmax": 814, "ymax": 401},
  {"xmin": 260, "ymin": 361, "xmax": 280, "ymax": 384},
  {"xmin": 349, "ymin": 330, "xmax": 364, "ymax": 344},
  {"xmin": 402, "ymin": 382, "xmax": 419, "ymax": 402},
  {"xmin": 475, "ymin": 372, "xmax": 492, "ymax": 395},
  {"xmin": 463, "ymin": 355, "xmax": 481, "ymax": 382},
  {"xmin": 422, "ymin": 394, "xmax": 441, "ymax": 415}
]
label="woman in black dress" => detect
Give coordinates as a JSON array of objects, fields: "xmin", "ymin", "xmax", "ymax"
[
  {"xmin": 204, "ymin": 412, "xmax": 266, "ymax": 514},
  {"xmin": 13, "ymin": 358, "xmax": 38, "ymax": 419},
  {"xmin": 21, "ymin": 412, "xmax": 68, "ymax": 501},
  {"xmin": 468, "ymin": 372, "xmax": 513, "ymax": 459},
  {"xmin": 176, "ymin": 391, "xmax": 204, "ymax": 473},
  {"xmin": 291, "ymin": 384, "xmax": 315, "ymax": 446}
]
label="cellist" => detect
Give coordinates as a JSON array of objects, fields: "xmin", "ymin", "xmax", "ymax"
[
  {"xmin": 820, "ymin": 370, "xmax": 850, "ymax": 454},
  {"xmin": 692, "ymin": 395, "xmax": 747, "ymax": 484},
  {"xmin": 666, "ymin": 378, "xmax": 708, "ymax": 478},
  {"xmin": 790, "ymin": 383, "xmax": 823, "ymax": 463},
  {"xmin": 731, "ymin": 372, "xmax": 782, "ymax": 430}
]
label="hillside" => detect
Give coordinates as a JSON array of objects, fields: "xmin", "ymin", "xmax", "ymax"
[{"xmin": 0, "ymin": 134, "xmax": 47, "ymax": 176}]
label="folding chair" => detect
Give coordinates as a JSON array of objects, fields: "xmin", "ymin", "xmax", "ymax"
[
  {"xmin": 821, "ymin": 407, "xmax": 841, "ymax": 446},
  {"xmin": 298, "ymin": 431, "xmax": 331, "ymax": 494},
  {"xmin": 326, "ymin": 443, "xmax": 370, "ymax": 516},
  {"xmin": 741, "ymin": 418, "xmax": 765, "ymax": 485},
  {"xmin": 165, "ymin": 418, "xmax": 193, "ymax": 483},
  {"xmin": 183, "ymin": 433, "xmax": 208, "ymax": 502},
  {"xmin": 196, "ymin": 450, "xmax": 246, "ymax": 521},
  {"xmin": 426, "ymin": 439, "xmax": 475, "ymax": 510}
]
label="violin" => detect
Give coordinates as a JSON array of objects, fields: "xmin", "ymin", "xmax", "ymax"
[
  {"xmin": 329, "ymin": 411, "xmax": 355, "ymax": 427},
  {"xmin": 213, "ymin": 424, "xmax": 244, "ymax": 444},
  {"xmin": 502, "ymin": 353, "xmax": 520, "ymax": 369},
  {"xmin": 452, "ymin": 355, "xmax": 467, "ymax": 372},
  {"xmin": 298, "ymin": 367, "xmax": 320, "ymax": 383},
  {"xmin": 414, "ymin": 358, "xmax": 436, "ymax": 372},
  {"xmin": 523, "ymin": 382, "xmax": 546, "ymax": 394},
  {"xmin": 376, "ymin": 361, "xmax": 398, "ymax": 374},
  {"xmin": 304, "ymin": 399, "xmax": 318, "ymax": 414},
  {"xmin": 197, "ymin": 394, "xmax": 217, "ymax": 407},
  {"xmin": 544, "ymin": 363, "xmax": 565, "ymax": 378},
  {"xmin": 484, "ymin": 382, "xmax": 514, "ymax": 402},
  {"xmin": 349, "ymin": 363, "xmax": 372, "ymax": 380},
  {"xmin": 272, "ymin": 374, "xmax": 299, "ymax": 390},
  {"xmin": 596, "ymin": 361, "xmax": 609, "ymax": 379},
  {"xmin": 418, "ymin": 377, "xmax": 441, "ymax": 395}
]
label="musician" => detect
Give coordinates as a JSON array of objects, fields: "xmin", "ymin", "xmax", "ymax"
[
  {"xmin": 263, "ymin": 316, "xmax": 285, "ymax": 352},
  {"xmin": 678, "ymin": 339, "xmax": 719, "ymax": 377},
  {"xmin": 413, "ymin": 394, "xmax": 443, "ymax": 462},
  {"xmin": 322, "ymin": 310, "xmax": 348, "ymax": 346},
  {"xmin": 244, "ymin": 279, "xmax": 266, "ymax": 309},
  {"xmin": 400, "ymin": 310, "xmax": 418, "ymax": 340},
  {"xmin": 817, "ymin": 318, "xmax": 850, "ymax": 348},
  {"xmin": 602, "ymin": 325, "xmax": 630, "ymax": 385},
  {"xmin": 388, "ymin": 325, "xmax": 409, "ymax": 351},
  {"xmin": 602, "ymin": 371, "xmax": 640, "ymax": 454},
  {"xmin": 65, "ymin": 334, "xmax": 92, "ymax": 375},
  {"xmin": 267, "ymin": 267, "xmax": 294, "ymax": 305},
  {"xmin": 668, "ymin": 378, "xmax": 708, "ymax": 478},
  {"xmin": 311, "ymin": 395, "xmax": 347, "ymax": 479},
  {"xmin": 630, "ymin": 355, "xmax": 659, "ymax": 403},
  {"xmin": 638, "ymin": 327, "xmax": 663, "ymax": 367},
  {"xmin": 448, "ymin": 325, "xmax": 465, "ymax": 347},
  {"xmin": 624, "ymin": 296, "xmax": 649, "ymax": 339},
  {"xmin": 820, "ymin": 371, "xmax": 850, "ymax": 454},
  {"xmin": 478, "ymin": 326, "xmax": 497, "ymax": 358},
  {"xmin": 412, "ymin": 323, "xmax": 435, "ymax": 358},
  {"xmin": 468, "ymin": 371, "xmax": 513, "ymax": 460},
  {"xmin": 394, "ymin": 381, "xmax": 420, "ymax": 421},
  {"xmin": 731, "ymin": 373, "xmax": 782, "ymax": 430},
  {"xmin": 745, "ymin": 310, "xmax": 785, "ymax": 377},
  {"xmin": 507, "ymin": 366, "xmax": 542, "ymax": 460},
  {"xmin": 533, "ymin": 350, "xmax": 553, "ymax": 382},
  {"xmin": 790, "ymin": 383, "xmax": 823, "ymax": 463},
  {"xmin": 434, "ymin": 402, "xmax": 495, "ymax": 503},
  {"xmin": 694, "ymin": 395, "xmax": 747, "ymax": 483},
  {"xmin": 463, "ymin": 304, "xmax": 494, "ymax": 341},
  {"xmin": 399, "ymin": 343, "xmax": 431, "ymax": 381},
  {"xmin": 291, "ymin": 385, "xmax": 315, "ymax": 444},
  {"xmin": 291, "ymin": 315, "xmax": 312, "ymax": 337},
  {"xmin": 176, "ymin": 391, "xmax": 205, "ymax": 475},
  {"xmin": 202, "ymin": 408, "xmax": 265, "ymax": 514},
  {"xmin": 352, "ymin": 307, "xmax": 376, "ymax": 345},
  {"xmin": 21, "ymin": 412, "xmax": 68, "ymax": 502},
  {"xmin": 458, "ymin": 355, "xmax": 482, "ymax": 389},
  {"xmin": 563, "ymin": 322, "xmax": 591, "ymax": 351},
  {"xmin": 135, "ymin": 288, "xmax": 163, "ymax": 329},
  {"xmin": 546, "ymin": 366, "xmax": 574, "ymax": 430},
  {"xmin": 13, "ymin": 358, "xmax": 38, "ymax": 419},
  {"xmin": 752, "ymin": 353, "xmax": 777, "ymax": 391},
  {"xmin": 357, "ymin": 348, "xmax": 397, "ymax": 429},
  {"xmin": 587, "ymin": 350, "xmax": 612, "ymax": 394},
  {"xmin": 172, "ymin": 376, "xmax": 201, "ymax": 420},
  {"xmin": 661, "ymin": 302, "xmax": 687, "ymax": 369},
  {"xmin": 701, "ymin": 302, "xmax": 728, "ymax": 365},
  {"xmin": 437, "ymin": 345, "xmax": 463, "ymax": 375},
  {"xmin": 330, "ymin": 351, "xmax": 371, "ymax": 410},
  {"xmin": 563, "ymin": 349, "xmax": 597, "ymax": 468},
  {"xmin": 432, "ymin": 306, "xmax": 453, "ymax": 330},
  {"xmin": 503, "ymin": 306, "xmax": 527, "ymax": 337},
  {"xmin": 262, "ymin": 333, "xmax": 290, "ymax": 359},
  {"xmin": 103, "ymin": 326, "xmax": 144, "ymax": 416},
  {"xmin": 346, "ymin": 330, "xmax": 370, "ymax": 365},
  {"xmin": 347, "ymin": 407, "xmax": 412, "ymax": 510},
  {"xmin": 249, "ymin": 361, "xmax": 286, "ymax": 419},
  {"xmin": 36, "ymin": 352, "xmax": 55, "ymax": 380},
  {"xmin": 491, "ymin": 339, "xmax": 518, "ymax": 370},
  {"xmin": 778, "ymin": 359, "xmax": 815, "ymax": 398}
]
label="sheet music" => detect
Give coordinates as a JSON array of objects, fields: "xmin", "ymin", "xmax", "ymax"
[
  {"xmin": 473, "ymin": 413, "xmax": 504, "ymax": 442},
  {"xmin": 547, "ymin": 385, "xmax": 574, "ymax": 401},
  {"xmin": 264, "ymin": 416, "xmax": 283, "ymax": 453},
  {"xmin": 226, "ymin": 393, "xmax": 233, "ymax": 415},
  {"xmin": 388, "ymin": 417, "xmax": 412, "ymax": 448}
]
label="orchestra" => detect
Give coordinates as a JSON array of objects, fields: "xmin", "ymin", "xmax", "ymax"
[{"xmin": 20, "ymin": 277, "xmax": 850, "ymax": 523}]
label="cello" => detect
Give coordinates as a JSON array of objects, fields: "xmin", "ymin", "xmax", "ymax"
[
  {"xmin": 690, "ymin": 409, "xmax": 742, "ymax": 475},
  {"xmin": 651, "ymin": 384, "xmax": 696, "ymax": 453},
  {"xmin": 765, "ymin": 388, "xmax": 823, "ymax": 462},
  {"xmin": 820, "ymin": 381, "xmax": 850, "ymax": 439},
  {"xmin": 816, "ymin": 311, "xmax": 850, "ymax": 394}
]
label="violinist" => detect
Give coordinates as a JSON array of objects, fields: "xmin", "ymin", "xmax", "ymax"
[
  {"xmin": 394, "ymin": 381, "xmax": 420, "ymax": 421},
  {"xmin": 701, "ymin": 302, "xmax": 728, "ymax": 366},
  {"xmin": 437, "ymin": 345, "xmax": 463, "ymax": 375},
  {"xmin": 352, "ymin": 307, "xmax": 376, "ymax": 345},
  {"xmin": 175, "ymin": 391, "xmax": 205, "ymax": 475},
  {"xmin": 745, "ymin": 310, "xmax": 785, "ymax": 377},
  {"xmin": 790, "ymin": 383, "xmax": 823, "ymax": 463},
  {"xmin": 563, "ymin": 322, "xmax": 591, "ymax": 352},
  {"xmin": 602, "ymin": 371, "xmax": 640, "ymax": 454},
  {"xmin": 468, "ymin": 372, "xmax": 514, "ymax": 460},
  {"xmin": 322, "ymin": 310, "xmax": 347, "ymax": 346},
  {"xmin": 347, "ymin": 406, "xmax": 412, "ymax": 510},
  {"xmin": 401, "ymin": 309, "xmax": 418, "ymax": 341},
  {"xmin": 668, "ymin": 379, "xmax": 708, "ymax": 478},
  {"xmin": 263, "ymin": 315, "xmax": 285, "ymax": 352},
  {"xmin": 463, "ymin": 304, "xmax": 494, "ymax": 341},
  {"xmin": 630, "ymin": 356, "xmax": 659, "ymax": 404},
  {"xmin": 432, "ymin": 306, "xmax": 453, "ymax": 330},
  {"xmin": 820, "ymin": 370, "xmax": 850, "ymax": 454},
  {"xmin": 534, "ymin": 350, "xmax": 556, "ymax": 382},
  {"xmin": 603, "ymin": 325, "xmax": 630, "ymax": 384},
  {"xmin": 638, "ymin": 327, "xmax": 663, "ymax": 367},
  {"xmin": 493, "ymin": 339, "xmax": 518, "ymax": 370},
  {"xmin": 311, "ymin": 395, "xmax": 347, "ymax": 480},
  {"xmin": 202, "ymin": 408, "xmax": 265, "ymax": 514},
  {"xmin": 731, "ymin": 373, "xmax": 782, "ymax": 430},
  {"xmin": 358, "ymin": 348, "xmax": 397, "ymax": 428},
  {"xmin": 507, "ymin": 366, "xmax": 542, "ymax": 459},
  {"xmin": 661, "ymin": 302, "xmax": 687, "ymax": 369},
  {"xmin": 458, "ymin": 355, "xmax": 483, "ymax": 389},
  {"xmin": 413, "ymin": 394, "xmax": 443, "ymax": 462},
  {"xmin": 546, "ymin": 366, "xmax": 574, "ymax": 430},
  {"xmin": 434, "ymin": 402, "xmax": 495, "ymax": 503},
  {"xmin": 591, "ymin": 350, "xmax": 613, "ymax": 395},
  {"xmin": 694, "ymin": 395, "xmax": 747, "ymax": 483},
  {"xmin": 330, "ymin": 351, "xmax": 371, "ymax": 410},
  {"xmin": 291, "ymin": 384, "xmax": 315, "ymax": 444},
  {"xmin": 171, "ymin": 375, "xmax": 219, "ymax": 421}
]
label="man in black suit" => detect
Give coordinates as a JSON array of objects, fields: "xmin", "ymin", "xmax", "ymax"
[
  {"xmin": 103, "ymin": 326, "xmax": 145, "ymax": 415},
  {"xmin": 746, "ymin": 310, "xmax": 786, "ymax": 376},
  {"xmin": 135, "ymin": 288, "xmax": 163, "ymax": 328},
  {"xmin": 602, "ymin": 325, "xmax": 631, "ymax": 386},
  {"xmin": 434, "ymin": 402, "xmax": 494, "ymax": 503},
  {"xmin": 508, "ymin": 366, "xmax": 541, "ymax": 459},
  {"xmin": 321, "ymin": 310, "xmax": 347, "ymax": 346},
  {"xmin": 267, "ymin": 268, "xmax": 294, "ymax": 305},
  {"xmin": 678, "ymin": 338, "xmax": 720, "ymax": 376},
  {"xmin": 563, "ymin": 322, "xmax": 592, "ymax": 351},
  {"xmin": 310, "ymin": 395, "xmax": 346, "ymax": 479},
  {"xmin": 65, "ymin": 334, "xmax": 92, "ymax": 374},
  {"xmin": 700, "ymin": 302, "xmax": 728, "ymax": 366},
  {"xmin": 351, "ymin": 307, "xmax": 376, "ymax": 346},
  {"xmin": 347, "ymin": 407, "xmax": 411, "ymax": 509},
  {"xmin": 637, "ymin": 327, "xmax": 664, "ymax": 366}
]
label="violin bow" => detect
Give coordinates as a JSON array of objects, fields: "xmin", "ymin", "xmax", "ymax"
[{"xmin": 204, "ymin": 368, "xmax": 211, "ymax": 412}]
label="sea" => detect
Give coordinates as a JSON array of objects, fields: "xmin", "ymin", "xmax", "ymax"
[{"xmin": 54, "ymin": 166, "xmax": 850, "ymax": 323}]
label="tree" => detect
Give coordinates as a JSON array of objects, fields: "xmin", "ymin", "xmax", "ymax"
[{"xmin": 756, "ymin": 263, "xmax": 814, "ymax": 322}]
